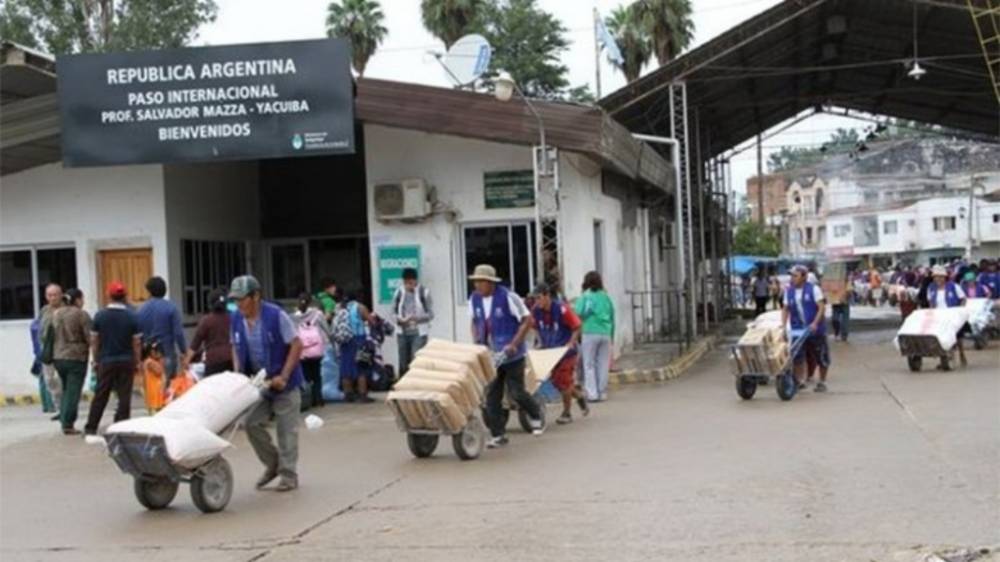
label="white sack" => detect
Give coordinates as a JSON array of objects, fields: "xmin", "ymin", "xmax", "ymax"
[
  {"xmin": 748, "ymin": 310, "xmax": 784, "ymax": 330},
  {"xmin": 106, "ymin": 417, "xmax": 231, "ymax": 469},
  {"xmin": 965, "ymin": 298, "xmax": 996, "ymax": 333},
  {"xmin": 157, "ymin": 372, "xmax": 262, "ymax": 433},
  {"xmin": 894, "ymin": 308, "xmax": 971, "ymax": 351}
]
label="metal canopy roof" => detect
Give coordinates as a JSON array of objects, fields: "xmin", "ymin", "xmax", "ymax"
[
  {"xmin": 1, "ymin": 42, "xmax": 61, "ymax": 175},
  {"xmin": 601, "ymin": 0, "xmax": 998, "ymax": 159}
]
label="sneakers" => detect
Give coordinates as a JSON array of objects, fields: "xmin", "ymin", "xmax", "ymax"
[
  {"xmin": 256, "ymin": 468, "xmax": 278, "ymax": 489},
  {"xmin": 62, "ymin": 427, "xmax": 81, "ymax": 435},
  {"xmin": 556, "ymin": 412, "xmax": 573, "ymax": 425},
  {"xmin": 814, "ymin": 382, "xmax": 828, "ymax": 393},
  {"xmin": 486, "ymin": 435, "xmax": 509, "ymax": 449},
  {"xmin": 528, "ymin": 416, "xmax": 545, "ymax": 436},
  {"xmin": 275, "ymin": 477, "xmax": 298, "ymax": 492}
]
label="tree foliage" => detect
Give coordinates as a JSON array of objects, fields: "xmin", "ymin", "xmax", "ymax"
[
  {"xmin": 606, "ymin": 3, "xmax": 651, "ymax": 83},
  {"xmin": 733, "ymin": 220, "xmax": 781, "ymax": 257},
  {"xmin": 420, "ymin": 0, "xmax": 485, "ymax": 49},
  {"xmin": 479, "ymin": 0, "xmax": 569, "ymax": 99},
  {"xmin": 635, "ymin": 0, "xmax": 694, "ymax": 66},
  {"xmin": 326, "ymin": 0, "xmax": 388, "ymax": 76},
  {"xmin": 768, "ymin": 128, "xmax": 860, "ymax": 172},
  {"xmin": 0, "ymin": 0, "xmax": 217, "ymax": 54}
]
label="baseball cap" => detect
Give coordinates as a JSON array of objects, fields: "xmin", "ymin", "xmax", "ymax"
[
  {"xmin": 107, "ymin": 281, "xmax": 127, "ymax": 298},
  {"xmin": 228, "ymin": 275, "xmax": 261, "ymax": 299}
]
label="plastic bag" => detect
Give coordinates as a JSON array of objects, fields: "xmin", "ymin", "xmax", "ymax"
[
  {"xmin": 321, "ymin": 346, "xmax": 344, "ymax": 402},
  {"xmin": 166, "ymin": 372, "xmax": 197, "ymax": 404}
]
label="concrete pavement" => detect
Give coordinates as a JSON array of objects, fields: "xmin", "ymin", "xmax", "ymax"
[{"xmin": 1, "ymin": 328, "xmax": 997, "ymax": 562}]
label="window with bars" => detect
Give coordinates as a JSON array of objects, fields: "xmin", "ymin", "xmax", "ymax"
[
  {"xmin": 461, "ymin": 222, "xmax": 536, "ymax": 299},
  {"xmin": 181, "ymin": 240, "xmax": 246, "ymax": 315}
]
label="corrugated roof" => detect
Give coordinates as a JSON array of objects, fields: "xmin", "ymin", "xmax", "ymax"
[
  {"xmin": 355, "ymin": 78, "xmax": 672, "ymax": 192},
  {"xmin": 601, "ymin": 0, "xmax": 996, "ymax": 159}
]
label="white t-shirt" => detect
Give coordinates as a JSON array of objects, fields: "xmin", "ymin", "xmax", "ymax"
[
  {"xmin": 467, "ymin": 291, "xmax": 529, "ymax": 321},
  {"xmin": 933, "ymin": 283, "xmax": 965, "ymax": 309}
]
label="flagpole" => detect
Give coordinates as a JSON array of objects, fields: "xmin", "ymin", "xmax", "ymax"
[{"xmin": 593, "ymin": 6, "xmax": 602, "ymax": 99}]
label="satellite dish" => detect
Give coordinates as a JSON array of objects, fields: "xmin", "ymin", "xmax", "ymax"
[{"xmin": 439, "ymin": 34, "xmax": 491, "ymax": 86}]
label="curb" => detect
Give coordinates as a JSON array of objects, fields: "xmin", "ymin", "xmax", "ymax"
[
  {"xmin": 0, "ymin": 391, "xmax": 112, "ymax": 408},
  {"xmin": 608, "ymin": 334, "xmax": 719, "ymax": 387}
]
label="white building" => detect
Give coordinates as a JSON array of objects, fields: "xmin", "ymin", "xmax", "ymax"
[
  {"xmin": 784, "ymin": 175, "xmax": 828, "ymax": 258},
  {"xmin": 825, "ymin": 194, "xmax": 1000, "ymax": 265},
  {"xmin": 0, "ymin": 43, "xmax": 680, "ymax": 395}
]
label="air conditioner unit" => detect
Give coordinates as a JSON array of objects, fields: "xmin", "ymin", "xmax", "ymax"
[{"xmin": 374, "ymin": 179, "xmax": 431, "ymax": 221}]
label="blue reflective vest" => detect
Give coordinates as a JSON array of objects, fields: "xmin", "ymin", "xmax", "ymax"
[
  {"xmin": 532, "ymin": 301, "xmax": 576, "ymax": 357},
  {"xmin": 471, "ymin": 285, "xmax": 525, "ymax": 360},
  {"xmin": 785, "ymin": 282, "xmax": 825, "ymax": 335},
  {"xmin": 927, "ymin": 282, "xmax": 962, "ymax": 308},
  {"xmin": 977, "ymin": 272, "xmax": 1000, "ymax": 297},
  {"xmin": 232, "ymin": 301, "xmax": 303, "ymax": 394}
]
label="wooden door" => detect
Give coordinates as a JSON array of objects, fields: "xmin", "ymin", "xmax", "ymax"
[{"xmin": 98, "ymin": 248, "xmax": 153, "ymax": 306}]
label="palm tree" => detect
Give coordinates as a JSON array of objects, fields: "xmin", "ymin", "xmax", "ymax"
[
  {"xmin": 326, "ymin": 0, "xmax": 388, "ymax": 76},
  {"xmin": 636, "ymin": 0, "xmax": 694, "ymax": 66},
  {"xmin": 606, "ymin": 4, "xmax": 651, "ymax": 83},
  {"xmin": 421, "ymin": 0, "xmax": 486, "ymax": 50}
]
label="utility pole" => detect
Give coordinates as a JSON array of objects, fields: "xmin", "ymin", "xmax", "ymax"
[
  {"xmin": 593, "ymin": 7, "xmax": 602, "ymax": 99},
  {"xmin": 756, "ymin": 132, "xmax": 764, "ymax": 227}
]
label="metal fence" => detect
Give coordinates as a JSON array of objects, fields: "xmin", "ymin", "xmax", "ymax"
[{"xmin": 627, "ymin": 289, "xmax": 691, "ymax": 349}]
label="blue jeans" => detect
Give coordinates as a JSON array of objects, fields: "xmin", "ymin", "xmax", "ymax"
[
  {"xmin": 831, "ymin": 304, "xmax": 850, "ymax": 341},
  {"xmin": 397, "ymin": 333, "xmax": 427, "ymax": 376}
]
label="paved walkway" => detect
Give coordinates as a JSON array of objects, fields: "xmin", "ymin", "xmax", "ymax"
[{"xmin": 1, "ymin": 328, "xmax": 997, "ymax": 562}]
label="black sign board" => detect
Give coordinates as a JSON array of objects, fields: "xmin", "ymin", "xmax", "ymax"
[{"xmin": 57, "ymin": 39, "xmax": 355, "ymax": 167}]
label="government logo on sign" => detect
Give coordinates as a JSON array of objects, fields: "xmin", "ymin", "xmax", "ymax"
[{"xmin": 291, "ymin": 133, "xmax": 304, "ymax": 150}]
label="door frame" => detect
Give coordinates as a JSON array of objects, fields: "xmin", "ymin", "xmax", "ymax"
[{"xmin": 97, "ymin": 247, "xmax": 153, "ymax": 307}]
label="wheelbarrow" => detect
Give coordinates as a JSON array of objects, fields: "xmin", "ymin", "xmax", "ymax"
[{"xmin": 732, "ymin": 330, "xmax": 811, "ymax": 401}]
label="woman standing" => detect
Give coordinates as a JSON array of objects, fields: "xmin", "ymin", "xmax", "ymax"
[
  {"xmin": 294, "ymin": 293, "xmax": 332, "ymax": 408},
  {"xmin": 336, "ymin": 290, "xmax": 374, "ymax": 403},
  {"xmin": 51, "ymin": 289, "xmax": 91, "ymax": 435},
  {"xmin": 574, "ymin": 271, "xmax": 615, "ymax": 402},
  {"xmin": 185, "ymin": 288, "xmax": 233, "ymax": 376}
]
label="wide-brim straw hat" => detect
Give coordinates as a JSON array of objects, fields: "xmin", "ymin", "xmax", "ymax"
[
  {"xmin": 468, "ymin": 264, "xmax": 501, "ymax": 282},
  {"xmin": 931, "ymin": 265, "xmax": 948, "ymax": 277}
]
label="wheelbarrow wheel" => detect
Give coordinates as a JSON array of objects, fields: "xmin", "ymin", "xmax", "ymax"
[
  {"xmin": 134, "ymin": 477, "xmax": 178, "ymax": 510},
  {"xmin": 518, "ymin": 400, "xmax": 545, "ymax": 433},
  {"xmin": 452, "ymin": 416, "xmax": 485, "ymax": 461},
  {"xmin": 775, "ymin": 373, "xmax": 797, "ymax": 401},
  {"xmin": 406, "ymin": 433, "xmax": 439, "ymax": 458},
  {"xmin": 190, "ymin": 457, "xmax": 233, "ymax": 513},
  {"xmin": 735, "ymin": 376, "xmax": 757, "ymax": 400},
  {"xmin": 907, "ymin": 355, "xmax": 922, "ymax": 372}
]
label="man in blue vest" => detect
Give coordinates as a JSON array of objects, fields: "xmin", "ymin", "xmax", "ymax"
[
  {"xmin": 782, "ymin": 265, "xmax": 830, "ymax": 392},
  {"xmin": 976, "ymin": 260, "xmax": 999, "ymax": 298},
  {"xmin": 229, "ymin": 275, "xmax": 304, "ymax": 492},
  {"xmin": 531, "ymin": 282, "xmax": 588, "ymax": 424},
  {"xmin": 927, "ymin": 265, "xmax": 968, "ymax": 369},
  {"xmin": 468, "ymin": 264, "xmax": 544, "ymax": 448}
]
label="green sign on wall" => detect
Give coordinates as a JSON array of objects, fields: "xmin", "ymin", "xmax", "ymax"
[
  {"xmin": 377, "ymin": 245, "xmax": 420, "ymax": 304},
  {"xmin": 484, "ymin": 170, "xmax": 534, "ymax": 209}
]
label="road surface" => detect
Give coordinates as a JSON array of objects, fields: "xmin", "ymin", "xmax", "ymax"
[{"xmin": 1, "ymin": 328, "xmax": 997, "ymax": 562}]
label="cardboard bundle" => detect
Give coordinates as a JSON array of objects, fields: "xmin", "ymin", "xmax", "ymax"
[
  {"xmin": 386, "ymin": 390, "xmax": 467, "ymax": 433},
  {"xmin": 386, "ymin": 339, "xmax": 496, "ymax": 433},
  {"xmin": 734, "ymin": 326, "xmax": 789, "ymax": 375}
]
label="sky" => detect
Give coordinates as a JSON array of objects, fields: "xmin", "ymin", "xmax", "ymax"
[{"xmin": 198, "ymin": 0, "xmax": 864, "ymax": 197}]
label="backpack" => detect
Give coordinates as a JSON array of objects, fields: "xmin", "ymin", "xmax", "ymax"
[
  {"xmin": 298, "ymin": 315, "xmax": 324, "ymax": 359},
  {"xmin": 332, "ymin": 307, "xmax": 353, "ymax": 345}
]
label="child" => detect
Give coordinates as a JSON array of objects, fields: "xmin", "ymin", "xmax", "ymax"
[{"xmin": 142, "ymin": 341, "xmax": 166, "ymax": 414}]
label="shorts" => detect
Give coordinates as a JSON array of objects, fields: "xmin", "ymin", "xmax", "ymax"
[
  {"xmin": 549, "ymin": 355, "xmax": 578, "ymax": 392},
  {"xmin": 796, "ymin": 334, "xmax": 830, "ymax": 371}
]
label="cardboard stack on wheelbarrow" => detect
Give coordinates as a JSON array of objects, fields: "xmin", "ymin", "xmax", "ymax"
[
  {"xmin": 386, "ymin": 339, "xmax": 496, "ymax": 433},
  {"xmin": 734, "ymin": 311, "xmax": 789, "ymax": 375}
]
